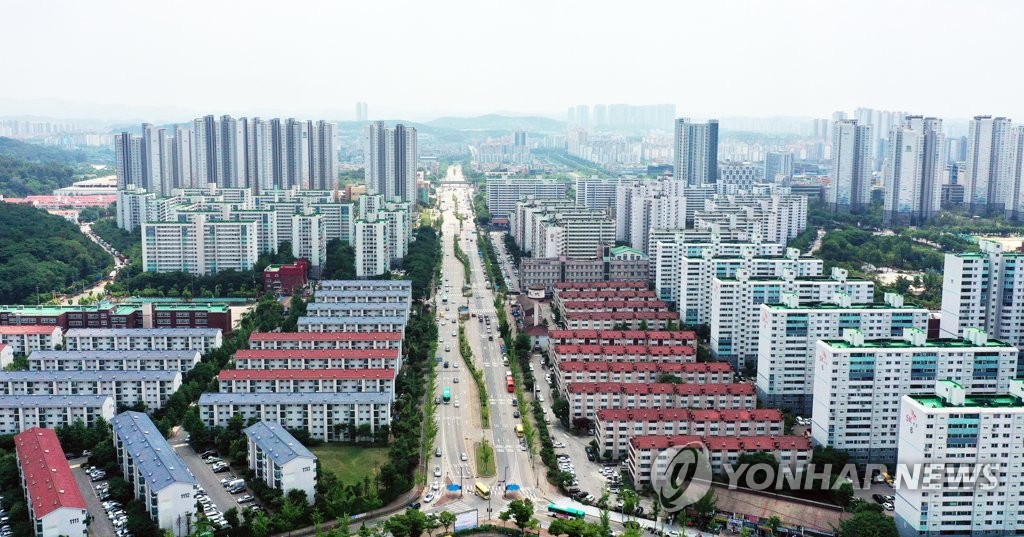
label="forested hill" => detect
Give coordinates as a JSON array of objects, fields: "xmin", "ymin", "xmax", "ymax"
[
  {"xmin": 0, "ymin": 137, "xmax": 89, "ymax": 197},
  {"xmin": 0, "ymin": 202, "xmax": 113, "ymax": 304}
]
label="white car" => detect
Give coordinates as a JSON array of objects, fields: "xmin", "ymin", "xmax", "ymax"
[
  {"xmin": 454, "ymin": 400, "xmax": 460, "ymax": 408},
  {"xmin": 424, "ymin": 493, "xmax": 435, "ymax": 503},
  {"xmin": 434, "ymin": 465, "xmax": 442, "ymax": 477}
]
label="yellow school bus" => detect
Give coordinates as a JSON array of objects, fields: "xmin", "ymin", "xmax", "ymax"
[
  {"xmin": 475, "ymin": 482, "xmax": 490, "ymax": 499},
  {"xmin": 515, "ymin": 424, "xmax": 524, "ymax": 438}
]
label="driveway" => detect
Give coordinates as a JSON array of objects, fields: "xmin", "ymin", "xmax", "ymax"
[
  {"xmin": 169, "ymin": 436, "xmax": 245, "ymax": 515},
  {"xmin": 70, "ymin": 459, "xmax": 116, "ymax": 537}
]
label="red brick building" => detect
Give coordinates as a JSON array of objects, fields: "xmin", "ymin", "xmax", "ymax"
[{"xmin": 263, "ymin": 259, "xmax": 309, "ymax": 295}]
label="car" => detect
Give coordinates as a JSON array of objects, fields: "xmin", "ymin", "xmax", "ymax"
[
  {"xmin": 81, "ymin": 450, "xmax": 92, "ymax": 457},
  {"xmin": 431, "ymin": 481, "xmax": 440, "ymax": 491},
  {"xmin": 220, "ymin": 476, "xmax": 237, "ymax": 484},
  {"xmin": 408, "ymin": 502, "xmax": 421, "ymax": 510},
  {"xmin": 512, "ymin": 410, "xmax": 520, "ymax": 418},
  {"xmin": 424, "ymin": 492, "xmax": 435, "ymax": 503},
  {"xmin": 454, "ymin": 400, "xmax": 460, "ymax": 408},
  {"xmin": 435, "ymin": 447, "xmax": 442, "ymax": 457},
  {"xmin": 452, "ymin": 331, "xmax": 457, "ymax": 337},
  {"xmin": 434, "ymin": 465, "xmax": 442, "ymax": 477},
  {"xmin": 883, "ymin": 502, "xmax": 894, "ymax": 511},
  {"xmin": 454, "ymin": 377, "xmax": 459, "ymax": 383},
  {"xmin": 213, "ymin": 466, "xmax": 230, "ymax": 473},
  {"xmin": 872, "ymin": 493, "xmax": 887, "ymax": 504},
  {"xmin": 435, "ymin": 396, "xmax": 442, "ymax": 404},
  {"xmin": 237, "ymin": 495, "xmax": 255, "ymax": 504},
  {"xmin": 64, "ymin": 451, "xmax": 78, "ymax": 459},
  {"xmin": 553, "ymin": 441, "xmax": 565, "ymax": 448},
  {"xmin": 200, "ymin": 450, "xmax": 217, "ymax": 458},
  {"xmin": 444, "ymin": 361, "xmax": 450, "ymax": 368},
  {"xmin": 461, "ymin": 452, "xmax": 468, "ymax": 461}
]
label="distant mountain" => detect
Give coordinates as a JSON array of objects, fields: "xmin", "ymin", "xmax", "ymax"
[
  {"xmin": 425, "ymin": 114, "xmax": 564, "ymax": 133},
  {"xmin": 0, "ymin": 137, "xmax": 89, "ymax": 197}
]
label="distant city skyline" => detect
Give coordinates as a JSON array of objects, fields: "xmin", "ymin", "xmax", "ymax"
[{"xmin": 3, "ymin": 1, "xmax": 1023, "ymax": 122}]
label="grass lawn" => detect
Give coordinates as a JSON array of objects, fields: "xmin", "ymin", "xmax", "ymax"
[{"xmin": 311, "ymin": 444, "xmax": 389, "ymax": 484}]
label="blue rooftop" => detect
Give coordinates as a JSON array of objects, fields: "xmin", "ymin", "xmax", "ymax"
[
  {"xmin": 296, "ymin": 315, "xmax": 408, "ymax": 326},
  {"xmin": 313, "ymin": 289, "xmax": 412, "ymax": 299},
  {"xmin": 111, "ymin": 411, "xmax": 197, "ymax": 491},
  {"xmin": 0, "ymin": 394, "xmax": 112, "ymax": 408},
  {"xmin": 244, "ymin": 421, "xmax": 317, "ymax": 467},
  {"xmin": 65, "ymin": 328, "xmax": 222, "ymax": 337},
  {"xmin": 27, "ymin": 350, "xmax": 201, "ymax": 361},
  {"xmin": 0, "ymin": 370, "xmax": 181, "ymax": 382}
]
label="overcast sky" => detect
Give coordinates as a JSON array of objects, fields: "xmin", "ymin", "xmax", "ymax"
[{"xmin": 3, "ymin": 0, "xmax": 1022, "ymax": 122}]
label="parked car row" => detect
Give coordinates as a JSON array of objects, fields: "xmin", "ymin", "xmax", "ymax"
[
  {"xmin": 0, "ymin": 496, "xmax": 13, "ymax": 537},
  {"xmin": 100, "ymin": 499, "xmax": 132, "ymax": 537}
]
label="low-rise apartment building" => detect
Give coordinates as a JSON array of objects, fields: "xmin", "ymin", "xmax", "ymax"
[
  {"xmin": 14, "ymin": 428, "xmax": 88, "ymax": 537},
  {"xmin": 305, "ymin": 302, "xmax": 410, "ymax": 319},
  {"xmin": 556, "ymin": 299, "xmax": 670, "ymax": 319},
  {"xmin": 0, "ymin": 325, "xmax": 63, "ymax": 355},
  {"xmin": 812, "ymin": 328, "xmax": 1020, "ymax": 462},
  {"xmin": 63, "ymin": 328, "xmax": 223, "ymax": 352},
  {"xmin": 112, "ymin": 412, "xmax": 197, "ymax": 536},
  {"xmin": 566, "ymin": 382, "xmax": 756, "ymax": 419},
  {"xmin": 562, "ymin": 311, "xmax": 678, "ymax": 330},
  {"xmin": 554, "ymin": 361, "xmax": 732, "ymax": 388},
  {"xmin": 231, "ymin": 349, "xmax": 402, "ymax": 371},
  {"xmin": 296, "ymin": 316, "xmax": 407, "ymax": 333},
  {"xmin": 27, "ymin": 350, "xmax": 202, "ymax": 372},
  {"xmin": 0, "ymin": 302, "xmax": 232, "ymax": 334},
  {"xmin": 711, "ymin": 267, "xmax": 874, "ymax": 370},
  {"xmin": 596, "ymin": 408, "xmax": 785, "ymax": 459},
  {"xmin": 0, "ymin": 370, "xmax": 182, "ymax": 409},
  {"xmin": 312, "ymin": 289, "xmax": 412, "ymax": 304},
  {"xmin": 318, "ymin": 280, "xmax": 412, "ymax": 293},
  {"xmin": 0, "ymin": 395, "xmax": 115, "ymax": 435},
  {"xmin": 247, "ymin": 331, "xmax": 404, "ymax": 351},
  {"xmin": 218, "ymin": 369, "xmax": 395, "ymax": 395},
  {"xmin": 244, "ymin": 421, "xmax": 317, "ymax": 503},
  {"xmin": 552, "ymin": 345, "xmax": 696, "ymax": 364},
  {"xmin": 895, "ymin": 379, "xmax": 1024, "ymax": 537},
  {"xmin": 549, "ymin": 329, "xmax": 696, "ymax": 347},
  {"xmin": 627, "ymin": 434, "xmax": 812, "ymax": 486},
  {"xmin": 553, "ymin": 281, "xmax": 648, "ymax": 293},
  {"xmin": 756, "ymin": 292, "xmax": 930, "ymax": 414},
  {"xmin": 198, "ymin": 392, "xmax": 392, "ymax": 442},
  {"xmin": 0, "ymin": 344, "xmax": 11, "ymax": 369},
  {"xmin": 519, "ymin": 247, "xmax": 650, "ymax": 294}
]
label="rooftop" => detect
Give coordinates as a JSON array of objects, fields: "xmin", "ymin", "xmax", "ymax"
[
  {"xmin": 629, "ymin": 434, "xmax": 810, "ymax": 451},
  {"xmin": 763, "ymin": 301, "xmax": 927, "ymax": 311},
  {"xmin": 112, "ymin": 412, "xmax": 197, "ymax": 491},
  {"xmin": 0, "ymin": 325, "xmax": 60, "ymax": 335},
  {"xmin": 14, "ymin": 427, "xmax": 87, "ymax": 518},
  {"xmin": 234, "ymin": 348, "xmax": 399, "ymax": 359},
  {"xmin": 0, "ymin": 394, "xmax": 112, "ymax": 408},
  {"xmin": 822, "ymin": 336, "xmax": 1015, "ymax": 350},
  {"xmin": 199, "ymin": 391, "xmax": 392, "ymax": 405},
  {"xmin": 313, "ymin": 289, "xmax": 412, "ymax": 299},
  {"xmin": 218, "ymin": 368, "xmax": 395, "ymax": 381},
  {"xmin": 65, "ymin": 328, "xmax": 222, "ymax": 337},
  {"xmin": 296, "ymin": 315, "xmax": 408, "ymax": 324},
  {"xmin": 0, "ymin": 370, "xmax": 181, "ymax": 382},
  {"xmin": 27, "ymin": 350, "xmax": 201, "ymax": 361},
  {"xmin": 244, "ymin": 421, "xmax": 317, "ymax": 466},
  {"xmin": 249, "ymin": 331, "xmax": 403, "ymax": 342}
]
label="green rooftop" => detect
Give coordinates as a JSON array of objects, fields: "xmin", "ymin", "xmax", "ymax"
[
  {"xmin": 0, "ymin": 302, "xmax": 230, "ymax": 315},
  {"xmin": 765, "ymin": 301, "xmax": 926, "ymax": 311},
  {"xmin": 911, "ymin": 393, "xmax": 1024, "ymax": 409},
  {"xmin": 824, "ymin": 337, "xmax": 1014, "ymax": 349}
]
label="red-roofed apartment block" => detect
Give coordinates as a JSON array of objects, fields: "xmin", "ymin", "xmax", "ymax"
[
  {"xmin": 0, "ymin": 325, "xmax": 63, "ymax": 355},
  {"xmin": 217, "ymin": 368, "xmax": 396, "ymax": 395},
  {"xmin": 627, "ymin": 434, "xmax": 812, "ymax": 486},
  {"xmin": 14, "ymin": 427, "xmax": 88, "ymax": 537},
  {"xmin": 565, "ymin": 382, "xmax": 755, "ymax": 419},
  {"xmin": 247, "ymin": 331, "xmax": 403, "ymax": 351},
  {"xmin": 595, "ymin": 408, "xmax": 784, "ymax": 459}
]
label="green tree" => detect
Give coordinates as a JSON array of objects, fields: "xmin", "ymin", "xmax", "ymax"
[
  {"xmin": 498, "ymin": 499, "xmax": 538, "ymax": 537},
  {"xmin": 765, "ymin": 515, "xmax": 782, "ymax": 535},
  {"xmin": 692, "ymin": 490, "xmax": 717, "ymax": 520},
  {"xmin": 436, "ymin": 511, "xmax": 456, "ymax": 535},
  {"xmin": 835, "ymin": 510, "xmax": 898, "ymax": 537}
]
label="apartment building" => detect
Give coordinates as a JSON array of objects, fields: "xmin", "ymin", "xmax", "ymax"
[
  {"xmin": 296, "ymin": 316, "xmax": 407, "ymax": 333},
  {"xmin": 305, "ymin": 302, "xmax": 410, "ymax": 320},
  {"xmin": 596, "ymin": 408, "xmax": 784, "ymax": 459},
  {"xmin": 554, "ymin": 290, "xmax": 659, "ymax": 302},
  {"xmin": 142, "ymin": 217, "xmax": 259, "ymax": 275},
  {"xmin": 0, "ymin": 344, "xmax": 11, "ymax": 369},
  {"xmin": 217, "ymin": 369, "xmax": 395, "ymax": 395},
  {"xmin": 692, "ymin": 194, "xmax": 808, "ymax": 245},
  {"xmin": 614, "ymin": 179, "xmax": 687, "ymax": 252},
  {"xmin": 0, "ymin": 302, "xmax": 232, "ymax": 334},
  {"xmin": 291, "ymin": 209, "xmax": 328, "ymax": 275},
  {"xmin": 627, "ymin": 434, "xmax": 812, "ymax": 486},
  {"xmin": 14, "ymin": 428, "xmax": 88, "ymax": 537},
  {"xmin": 812, "ymin": 328, "xmax": 1020, "ymax": 462},
  {"xmin": 552, "ymin": 344, "xmax": 696, "ymax": 365},
  {"xmin": 486, "ymin": 178, "xmax": 567, "ymax": 218},
  {"xmin": 318, "ymin": 280, "xmax": 413, "ymax": 293},
  {"xmin": 756, "ymin": 292, "xmax": 930, "ymax": 414},
  {"xmin": 0, "ymin": 370, "xmax": 182, "ymax": 409},
  {"xmin": 112, "ymin": 412, "xmax": 197, "ymax": 536},
  {"xmin": 711, "ymin": 268, "xmax": 875, "ymax": 370},
  {"xmin": 650, "ymin": 236, "xmax": 783, "ymax": 301},
  {"xmin": 552, "ymin": 281, "xmax": 649, "ymax": 293},
  {"xmin": 263, "ymin": 260, "xmax": 309, "ymax": 296},
  {"xmin": 940, "ymin": 239, "xmax": 1024, "ymax": 375},
  {"xmin": 198, "ymin": 392, "xmax": 392, "ymax": 442},
  {"xmin": 63, "ymin": 328, "xmax": 223, "ymax": 352},
  {"xmin": 247, "ymin": 331, "xmax": 403, "ymax": 351},
  {"xmin": 549, "ymin": 329, "xmax": 697, "ymax": 347},
  {"xmin": 231, "ymin": 349, "xmax": 402, "ymax": 371},
  {"xmin": 27, "ymin": 350, "xmax": 202, "ymax": 372},
  {"xmin": 654, "ymin": 245, "xmax": 821, "ymax": 325},
  {"xmin": 562, "ymin": 311, "xmax": 677, "ymax": 331},
  {"xmin": 565, "ymin": 382, "xmax": 755, "ymax": 419},
  {"xmin": 895, "ymin": 379, "xmax": 1024, "ymax": 537},
  {"xmin": 353, "ymin": 216, "xmax": 390, "ymax": 277},
  {"xmin": 244, "ymin": 421, "xmax": 317, "ymax": 503},
  {"xmin": 554, "ymin": 361, "xmax": 732, "ymax": 389},
  {"xmin": 0, "ymin": 395, "xmax": 115, "ymax": 435},
  {"xmin": 553, "ymin": 286, "xmax": 668, "ymax": 318},
  {"xmin": 312, "ymin": 289, "xmax": 412, "ymax": 304},
  {"xmin": 0, "ymin": 325, "xmax": 63, "ymax": 355},
  {"xmin": 519, "ymin": 247, "xmax": 650, "ymax": 294}
]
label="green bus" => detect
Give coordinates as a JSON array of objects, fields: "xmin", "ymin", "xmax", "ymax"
[
  {"xmin": 548, "ymin": 504, "xmax": 585, "ymax": 520},
  {"xmin": 443, "ymin": 387, "xmax": 451, "ymax": 403}
]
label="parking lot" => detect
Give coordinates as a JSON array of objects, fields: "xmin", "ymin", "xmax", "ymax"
[
  {"xmin": 170, "ymin": 436, "xmax": 260, "ymax": 524},
  {"xmin": 70, "ymin": 459, "xmax": 116, "ymax": 537}
]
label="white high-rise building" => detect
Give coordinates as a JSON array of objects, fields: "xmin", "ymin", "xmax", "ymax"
[
  {"xmin": 291, "ymin": 209, "xmax": 327, "ymax": 276},
  {"xmin": 307, "ymin": 120, "xmax": 337, "ymax": 191},
  {"xmin": 575, "ymin": 176, "xmax": 636, "ymax": 213},
  {"xmin": 661, "ymin": 245, "xmax": 821, "ymax": 325},
  {"xmin": 711, "ymin": 268, "xmax": 874, "ymax": 371},
  {"xmin": 812, "ymin": 328, "xmax": 1019, "ymax": 462},
  {"xmin": 364, "ymin": 122, "xmax": 418, "ymax": 203},
  {"xmin": 115, "ymin": 132, "xmax": 144, "ymax": 190},
  {"xmin": 651, "ymin": 235, "xmax": 782, "ymax": 306},
  {"xmin": 756, "ymin": 292, "xmax": 930, "ymax": 415},
  {"xmin": 884, "ymin": 116, "xmax": 946, "ymax": 225},
  {"xmin": 486, "ymin": 178, "xmax": 568, "ymax": 218},
  {"xmin": 354, "ymin": 216, "xmax": 389, "ymax": 278},
  {"xmin": 965, "ymin": 115, "xmax": 1015, "ymax": 214},
  {"xmin": 829, "ymin": 119, "xmax": 873, "ymax": 212},
  {"xmin": 763, "ymin": 151, "xmax": 794, "ymax": 182},
  {"xmin": 895, "ymin": 379, "xmax": 1024, "ymax": 537},
  {"xmin": 614, "ymin": 179, "xmax": 687, "ymax": 252},
  {"xmin": 170, "ymin": 125, "xmax": 194, "ymax": 190},
  {"xmin": 940, "ymin": 239, "xmax": 1024, "ymax": 375},
  {"xmin": 142, "ymin": 216, "xmax": 258, "ymax": 275},
  {"xmin": 674, "ymin": 118, "xmax": 719, "ymax": 186}
]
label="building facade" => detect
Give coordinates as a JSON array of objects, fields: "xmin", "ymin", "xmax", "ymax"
[
  {"xmin": 14, "ymin": 428, "xmax": 88, "ymax": 537},
  {"xmin": 244, "ymin": 421, "xmax": 317, "ymax": 503}
]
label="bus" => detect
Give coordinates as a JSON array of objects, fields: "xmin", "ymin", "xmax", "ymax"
[
  {"xmin": 475, "ymin": 482, "xmax": 490, "ymax": 499},
  {"xmin": 506, "ymin": 375, "xmax": 515, "ymax": 393},
  {"xmin": 514, "ymin": 424, "xmax": 524, "ymax": 438},
  {"xmin": 443, "ymin": 387, "xmax": 451, "ymax": 403},
  {"xmin": 548, "ymin": 504, "xmax": 585, "ymax": 520}
]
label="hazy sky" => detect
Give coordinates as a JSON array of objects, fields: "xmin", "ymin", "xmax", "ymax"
[{"xmin": 4, "ymin": 0, "xmax": 1023, "ymax": 122}]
